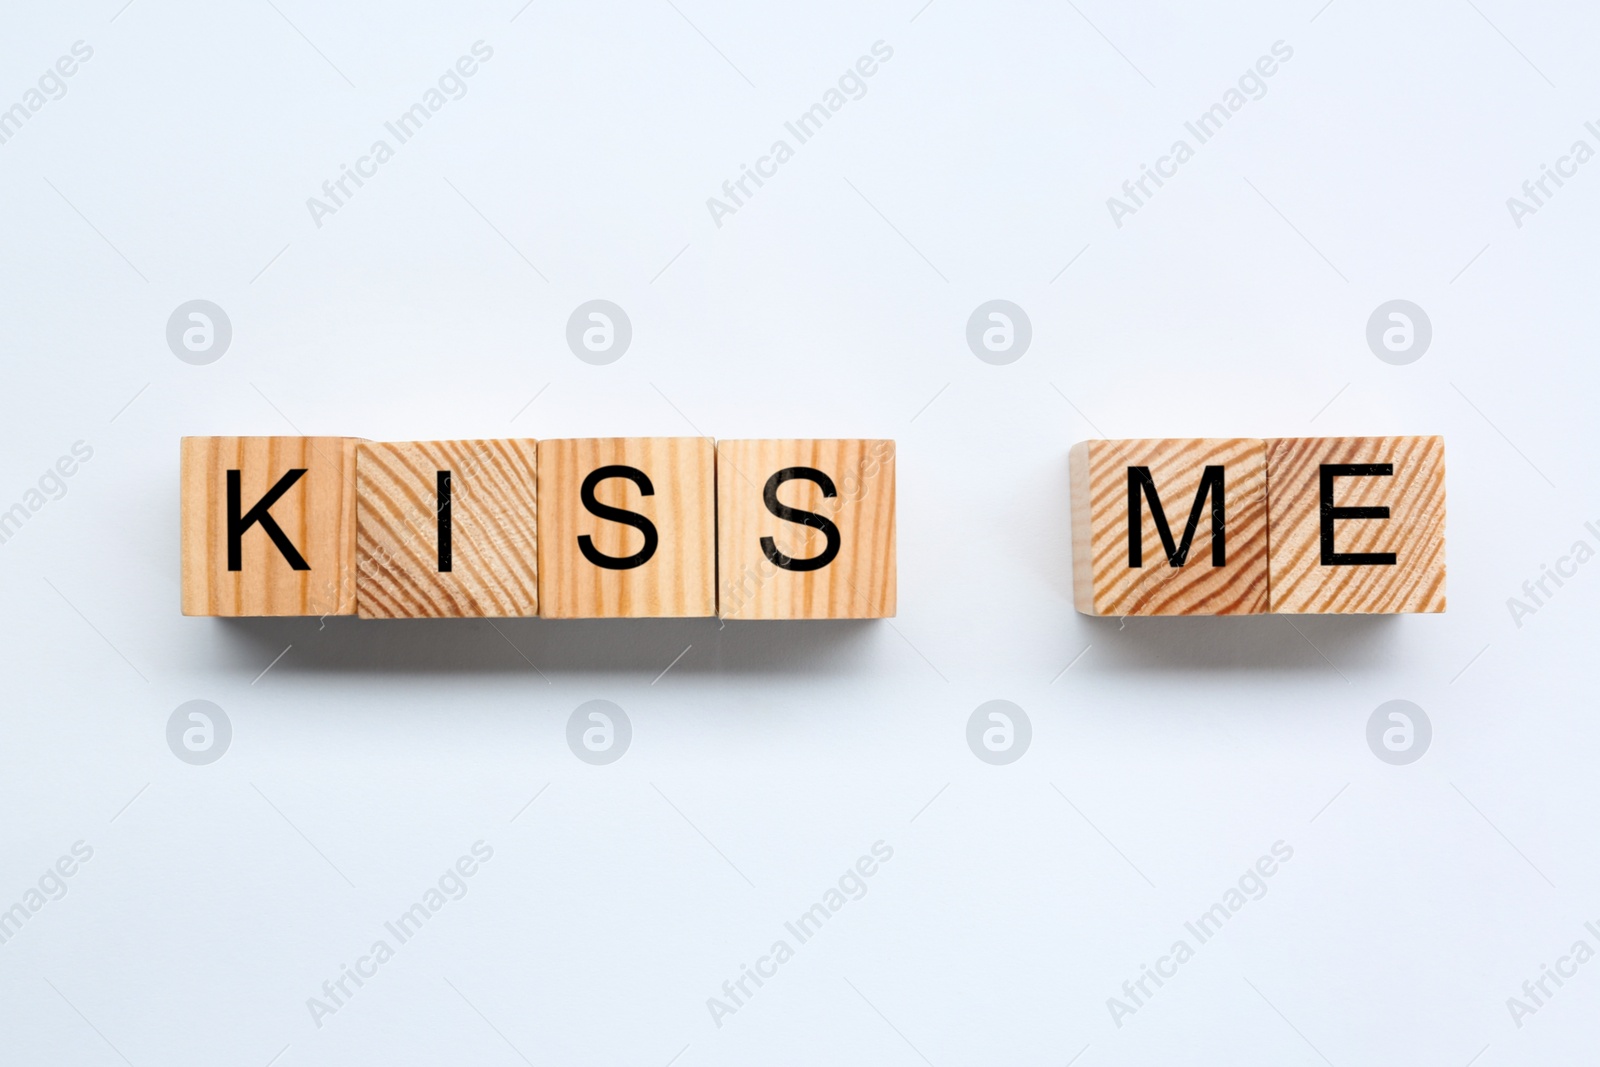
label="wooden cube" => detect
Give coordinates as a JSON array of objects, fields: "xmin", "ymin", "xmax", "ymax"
[
  {"xmin": 537, "ymin": 438, "xmax": 715, "ymax": 618},
  {"xmin": 717, "ymin": 440, "xmax": 896, "ymax": 619},
  {"xmin": 355, "ymin": 440, "xmax": 539, "ymax": 618},
  {"xmin": 1069, "ymin": 438, "xmax": 1269, "ymax": 616},
  {"xmin": 1266, "ymin": 436, "xmax": 1445, "ymax": 613},
  {"xmin": 180, "ymin": 436, "xmax": 360, "ymax": 616}
]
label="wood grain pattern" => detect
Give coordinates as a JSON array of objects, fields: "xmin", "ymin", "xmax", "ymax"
[
  {"xmin": 1070, "ymin": 438, "xmax": 1269, "ymax": 615},
  {"xmin": 355, "ymin": 440, "xmax": 539, "ymax": 618},
  {"xmin": 180, "ymin": 436, "xmax": 360, "ymax": 616},
  {"xmin": 537, "ymin": 437, "xmax": 715, "ymax": 618},
  {"xmin": 1266, "ymin": 436, "xmax": 1446, "ymax": 613},
  {"xmin": 717, "ymin": 439, "xmax": 896, "ymax": 619}
]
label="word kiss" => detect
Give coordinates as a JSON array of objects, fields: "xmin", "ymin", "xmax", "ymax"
[{"xmin": 180, "ymin": 437, "xmax": 895, "ymax": 619}]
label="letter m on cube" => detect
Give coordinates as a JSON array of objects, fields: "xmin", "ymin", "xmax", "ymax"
[{"xmin": 1069, "ymin": 439, "xmax": 1268, "ymax": 615}]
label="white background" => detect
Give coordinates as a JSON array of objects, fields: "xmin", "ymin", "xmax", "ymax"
[{"xmin": 2, "ymin": 1, "xmax": 1598, "ymax": 1064}]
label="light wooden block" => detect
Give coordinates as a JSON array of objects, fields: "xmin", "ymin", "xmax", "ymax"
[
  {"xmin": 1069, "ymin": 438, "xmax": 1269, "ymax": 615},
  {"xmin": 717, "ymin": 439, "xmax": 896, "ymax": 619},
  {"xmin": 1266, "ymin": 436, "xmax": 1446, "ymax": 613},
  {"xmin": 355, "ymin": 440, "xmax": 539, "ymax": 618},
  {"xmin": 180, "ymin": 436, "xmax": 360, "ymax": 616},
  {"xmin": 537, "ymin": 437, "xmax": 715, "ymax": 618}
]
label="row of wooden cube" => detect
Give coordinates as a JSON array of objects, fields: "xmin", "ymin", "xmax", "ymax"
[
  {"xmin": 1070, "ymin": 436, "xmax": 1446, "ymax": 615},
  {"xmin": 180, "ymin": 437, "xmax": 896, "ymax": 619}
]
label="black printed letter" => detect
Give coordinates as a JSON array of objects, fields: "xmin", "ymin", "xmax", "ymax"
[
  {"xmin": 578, "ymin": 465, "xmax": 659, "ymax": 570},
  {"xmin": 760, "ymin": 467, "xmax": 842, "ymax": 572},
  {"xmin": 1319, "ymin": 464, "xmax": 1396, "ymax": 565},
  {"xmin": 1127, "ymin": 466, "xmax": 1226, "ymax": 568},
  {"xmin": 436, "ymin": 471, "xmax": 452, "ymax": 572},
  {"xmin": 227, "ymin": 469, "xmax": 309, "ymax": 571}
]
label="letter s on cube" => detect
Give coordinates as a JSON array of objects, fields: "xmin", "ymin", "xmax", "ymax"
[
  {"xmin": 716, "ymin": 440, "xmax": 895, "ymax": 619},
  {"xmin": 536, "ymin": 438, "xmax": 715, "ymax": 618}
]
